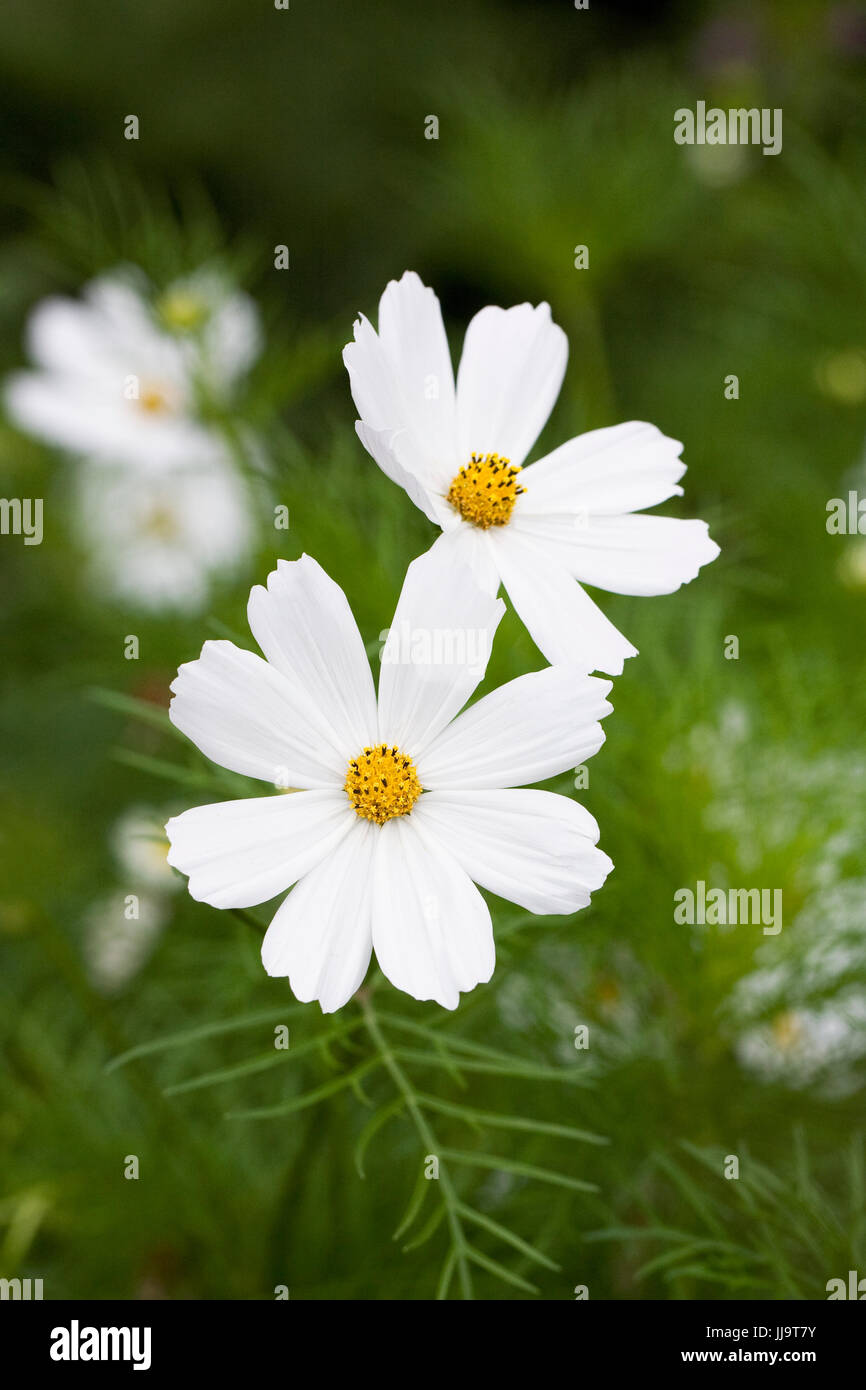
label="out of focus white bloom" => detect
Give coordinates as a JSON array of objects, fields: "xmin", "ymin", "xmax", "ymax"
[
  {"xmin": 4, "ymin": 266, "xmax": 263, "ymax": 613},
  {"xmin": 74, "ymin": 454, "xmax": 257, "ymax": 613},
  {"xmin": 83, "ymin": 891, "xmax": 166, "ymax": 995},
  {"xmin": 157, "ymin": 268, "xmax": 262, "ymax": 400},
  {"xmin": 684, "ymin": 141, "xmax": 749, "ymax": 187},
  {"xmin": 110, "ymin": 805, "xmax": 180, "ymax": 893},
  {"xmin": 85, "ymin": 806, "xmax": 180, "ymax": 992},
  {"xmin": 735, "ymin": 997, "xmax": 866, "ymax": 1096},
  {"xmin": 665, "ymin": 701, "xmax": 866, "ymax": 889},
  {"xmin": 4, "ymin": 267, "xmax": 261, "ymax": 469},
  {"xmin": 727, "ymin": 880, "xmax": 866, "ymax": 1096}
]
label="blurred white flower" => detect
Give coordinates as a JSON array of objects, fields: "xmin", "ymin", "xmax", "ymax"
[
  {"xmin": 83, "ymin": 891, "xmax": 166, "ymax": 995},
  {"xmin": 110, "ymin": 805, "xmax": 180, "ymax": 893},
  {"xmin": 156, "ymin": 268, "xmax": 262, "ymax": 398},
  {"xmin": 726, "ymin": 880, "xmax": 866, "ymax": 1096},
  {"xmin": 4, "ymin": 267, "xmax": 261, "ymax": 470},
  {"xmin": 73, "ymin": 454, "xmax": 257, "ymax": 613},
  {"xmin": 735, "ymin": 996, "xmax": 866, "ymax": 1096},
  {"xmin": 344, "ymin": 270, "xmax": 719, "ymax": 675},
  {"xmin": 684, "ymin": 141, "xmax": 750, "ymax": 188},
  {"xmin": 666, "ymin": 702, "xmax": 866, "ymax": 889}
]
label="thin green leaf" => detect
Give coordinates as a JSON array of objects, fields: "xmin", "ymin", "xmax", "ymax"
[
  {"xmin": 355, "ymin": 1096, "xmax": 407, "ymax": 1178},
  {"xmin": 402, "ymin": 1203, "xmax": 446, "ymax": 1253},
  {"xmin": 227, "ymin": 1056, "xmax": 383, "ymax": 1119},
  {"xmin": 465, "ymin": 1244, "xmax": 539, "ymax": 1295},
  {"xmin": 439, "ymin": 1148, "xmax": 598, "ymax": 1194},
  {"xmin": 458, "ymin": 1203, "xmax": 560, "ymax": 1272},
  {"xmin": 435, "ymin": 1247, "xmax": 457, "ymax": 1301},
  {"xmin": 392, "ymin": 1164, "xmax": 431, "ymax": 1242},
  {"xmin": 419, "ymin": 1093, "xmax": 607, "ymax": 1145},
  {"xmin": 105, "ymin": 1006, "xmax": 303, "ymax": 1073},
  {"xmin": 392, "ymin": 1046, "xmax": 588, "ymax": 1086},
  {"xmin": 89, "ymin": 687, "xmax": 182, "ymax": 739},
  {"xmin": 163, "ymin": 1018, "xmax": 362, "ymax": 1096}
]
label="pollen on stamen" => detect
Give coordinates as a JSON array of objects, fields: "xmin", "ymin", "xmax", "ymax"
[
  {"xmin": 344, "ymin": 743, "xmax": 423, "ymax": 825},
  {"xmin": 446, "ymin": 453, "xmax": 525, "ymax": 529}
]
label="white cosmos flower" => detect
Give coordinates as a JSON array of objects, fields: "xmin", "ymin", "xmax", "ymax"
[
  {"xmin": 165, "ymin": 551, "xmax": 613, "ymax": 1013},
  {"xmin": 73, "ymin": 453, "xmax": 256, "ymax": 613},
  {"xmin": 343, "ymin": 271, "xmax": 720, "ymax": 675},
  {"xmin": 4, "ymin": 267, "xmax": 260, "ymax": 470}
]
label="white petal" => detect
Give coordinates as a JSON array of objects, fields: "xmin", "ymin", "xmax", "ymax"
[
  {"xmin": 343, "ymin": 271, "xmax": 457, "ymax": 489},
  {"xmin": 203, "ymin": 292, "xmax": 262, "ymax": 388},
  {"xmin": 456, "ymin": 302, "xmax": 567, "ymax": 466},
  {"xmin": 413, "ymin": 789, "xmax": 613, "ymax": 915},
  {"xmin": 25, "ymin": 296, "xmax": 120, "ymax": 379},
  {"xmin": 377, "ymin": 270, "xmax": 457, "ymax": 465},
  {"xmin": 426, "ymin": 524, "xmax": 501, "ymax": 595},
  {"xmin": 418, "ymin": 665, "xmax": 611, "ymax": 790},
  {"xmin": 261, "ymin": 820, "xmax": 375, "ymax": 1013},
  {"xmin": 491, "ymin": 528, "xmax": 638, "ymax": 674},
  {"xmin": 355, "ymin": 422, "xmax": 454, "ymax": 528},
  {"xmin": 377, "ymin": 549, "xmax": 505, "ymax": 756},
  {"xmin": 247, "ymin": 556, "xmax": 378, "ymax": 755},
  {"xmin": 372, "ymin": 817, "xmax": 494, "ymax": 1009},
  {"xmin": 86, "ymin": 276, "xmax": 170, "ymax": 358},
  {"xmin": 512, "ymin": 512, "xmax": 719, "ymax": 595},
  {"xmin": 169, "ymin": 639, "xmax": 345, "ymax": 787},
  {"xmin": 518, "ymin": 421, "xmax": 687, "ymax": 515},
  {"xmin": 165, "ymin": 789, "xmax": 354, "ymax": 908}
]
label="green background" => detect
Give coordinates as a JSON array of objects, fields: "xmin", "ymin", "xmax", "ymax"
[{"xmin": 1, "ymin": 0, "xmax": 865, "ymax": 1299}]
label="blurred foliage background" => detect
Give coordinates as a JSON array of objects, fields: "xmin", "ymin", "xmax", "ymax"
[{"xmin": 2, "ymin": 0, "xmax": 866, "ymax": 1300}]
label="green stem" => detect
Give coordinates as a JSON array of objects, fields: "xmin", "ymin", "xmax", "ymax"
[{"xmin": 359, "ymin": 996, "xmax": 474, "ymax": 1300}]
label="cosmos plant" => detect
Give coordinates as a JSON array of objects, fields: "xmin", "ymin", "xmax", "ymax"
[
  {"xmin": 9, "ymin": 265, "xmax": 719, "ymax": 1296},
  {"xmin": 161, "ymin": 272, "xmax": 717, "ymax": 1011}
]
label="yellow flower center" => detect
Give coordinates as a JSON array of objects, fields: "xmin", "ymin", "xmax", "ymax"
[
  {"xmin": 142, "ymin": 504, "xmax": 181, "ymax": 540},
  {"xmin": 157, "ymin": 289, "xmax": 208, "ymax": 331},
  {"xmin": 345, "ymin": 744, "xmax": 423, "ymax": 825},
  {"xmin": 446, "ymin": 453, "xmax": 525, "ymax": 529},
  {"xmin": 771, "ymin": 1011, "xmax": 803, "ymax": 1051},
  {"xmin": 137, "ymin": 385, "xmax": 172, "ymax": 414}
]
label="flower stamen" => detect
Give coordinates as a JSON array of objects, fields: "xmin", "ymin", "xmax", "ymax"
[
  {"xmin": 345, "ymin": 744, "xmax": 423, "ymax": 825},
  {"xmin": 446, "ymin": 452, "xmax": 525, "ymax": 529}
]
